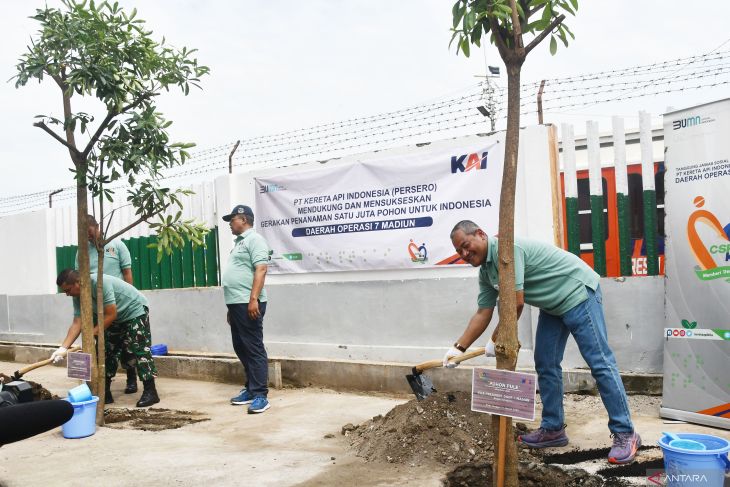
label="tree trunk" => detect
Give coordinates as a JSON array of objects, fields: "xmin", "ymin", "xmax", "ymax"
[
  {"xmin": 491, "ymin": 63, "xmax": 522, "ymax": 487},
  {"xmin": 95, "ymin": 190, "xmax": 107, "ymax": 424},
  {"xmin": 75, "ymin": 168, "xmax": 99, "ymax": 396},
  {"xmin": 95, "ymin": 239, "xmax": 106, "ymax": 424},
  {"xmin": 59, "ymin": 81, "xmax": 99, "ymax": 398}
]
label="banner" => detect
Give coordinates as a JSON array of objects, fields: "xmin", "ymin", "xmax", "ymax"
[
  {"xmin": 662, "ymin": 98, "xmax": 730, "ymax": 427},
  {"xmin": 255, "ymin": 137, "xmax": 504, "ymax": 273}
]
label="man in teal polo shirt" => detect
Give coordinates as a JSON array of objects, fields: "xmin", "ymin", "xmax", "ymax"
[
  {"xmin": 75, "ymin": 214, "xmax": 139, "ymax": 394},
  {"xmin": 221, "ymin": 204, "xmax": 271, "ymax": 414},
  {"xmin": 52, "ymin": 269, "xmax": 160, "ymax": 408},
  {"xmin": 444, "ymin": 220, "xmax": 641, "ymax": 464}
]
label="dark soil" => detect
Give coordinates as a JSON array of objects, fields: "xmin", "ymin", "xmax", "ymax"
[
  {"xmin": 104, "ymin": 407, "xmax": 209, "ymax": 431},
  {"xmin": 541, "ymin": 445, "xmax": 659, "ymax": 464},
  {"xmin": 0, "ymin": 373, "xmax": 58, "ymax": 401},
  {"xmin": 444, "ymin": 461, "xmax": 632, "ymax": 487}
]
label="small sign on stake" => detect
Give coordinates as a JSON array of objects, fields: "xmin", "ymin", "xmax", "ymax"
[
  {"xmin": 471, "ymin": 368, "xmax": 537, "ymax": 421},
  {"xmin": 67, "ymin": 351, "xmax": 92, "ymax": 382}
]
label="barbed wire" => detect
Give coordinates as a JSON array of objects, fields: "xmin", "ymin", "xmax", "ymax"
[
  {"xmin": 521, "ymin": 50, "xmax": 730, "ymax": 88},
  {"xmin": 4, "ymin": 48, "xmax": 730, "ymax": 215}
]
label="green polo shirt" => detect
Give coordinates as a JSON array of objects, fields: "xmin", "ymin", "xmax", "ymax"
[
  {"xmin": 75, "ymin": 239, "xmax": 131, "ymax": 280},
  {"xmin": 73, "ymin": 274, "xmax": 148, "ymax": 324},
  {"xmin": 478, "ymin": 236, "xmax": 599, "ymax": 316},
  {"xmin": 222, "ymin": 229, "xmax": 270, "ymax": 305}
]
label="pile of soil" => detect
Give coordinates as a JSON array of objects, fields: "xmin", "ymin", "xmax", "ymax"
[
  {"xmin": 0, "ymin": 373, "xmax": 57, "ymax": 401},
  {"xmin": 346, "ymin": 391, "xmax": 536, "ymax": 466},
  {"xmin": 104, "ymin": 407, "xmax": 209, "ymax": 431}
]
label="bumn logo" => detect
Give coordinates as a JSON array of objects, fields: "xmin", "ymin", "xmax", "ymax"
[
  {"xmin": 259, "ymin": 184, "xmax": 286, "ymax": 194},
  {"xmin": 672, "ymin": 115, "xmax": 701, "ymax": 130},
  {"xmin": 451, "ymin": 151, "xmax": 488, "ymax": 173}
]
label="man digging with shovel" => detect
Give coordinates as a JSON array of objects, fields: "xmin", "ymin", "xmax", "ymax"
[
  {"xmin": 443, "ymin": 220, "xmax": 641, "ymax": 465},
  {"xmin": 52, "ymin": 269, "xmax": 160, "ymax": 408}
]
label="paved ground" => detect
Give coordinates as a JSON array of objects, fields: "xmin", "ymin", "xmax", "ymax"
[{"xmin": 0, "ymin": 359, "xmax": 727, "ymax": 486}]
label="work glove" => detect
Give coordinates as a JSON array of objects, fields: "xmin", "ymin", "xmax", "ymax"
[
  {"xmin": 50, "ymin": 346, "xmax": 68, "ymax": 364},
  {"xmin": 442, "ymin": 346, "xmax": 462, "ymax": 368},
  {"xmin": 485, "ymin": 338, "xmax": 496, "ymax": 357}
]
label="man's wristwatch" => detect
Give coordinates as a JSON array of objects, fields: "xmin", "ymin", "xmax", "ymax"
[{"xmin": 454, "ymin": 342, "xmax": 467, "ymax": 353}]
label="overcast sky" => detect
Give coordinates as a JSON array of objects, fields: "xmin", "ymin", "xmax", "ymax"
[{"xmin": 2, "ymin": 1, "xmax": 730, "ymax": 202}]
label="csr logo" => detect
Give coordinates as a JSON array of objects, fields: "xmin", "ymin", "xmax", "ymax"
[{"xmin": 451, "ymin": 151, "xmax": 489, "ymax": 174}]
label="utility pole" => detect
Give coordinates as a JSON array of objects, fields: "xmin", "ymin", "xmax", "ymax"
[
  {"xmin": 48, "ymin": 188, "xmax": 63, "ymax": 208},
  {"xmin": 475, "ymin": 66, "xmax": 501, "ymax": 132}
]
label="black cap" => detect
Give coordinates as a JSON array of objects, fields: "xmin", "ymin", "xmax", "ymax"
[{"xmin": 222, "ymin": 204, "xmax": 254, "ymax": 222}]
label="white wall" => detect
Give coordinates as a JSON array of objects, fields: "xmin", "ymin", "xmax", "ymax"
[{"xmin": 0, "ymin": 209, "xmax": 56, "ymax": 295}]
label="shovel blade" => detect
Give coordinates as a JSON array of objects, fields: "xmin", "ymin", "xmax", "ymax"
[{"xmin": 406, "ymin": 371, "xmax": 436, "ymax": 401}]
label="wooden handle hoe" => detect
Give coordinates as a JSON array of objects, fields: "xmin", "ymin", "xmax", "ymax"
[
  {"xmin": 406, "ymin": 348, "xmax": 487, "ymax": 401},
  {"xmin": 11, "ymin": 346, "xmax": 81, "ymax": 380}
]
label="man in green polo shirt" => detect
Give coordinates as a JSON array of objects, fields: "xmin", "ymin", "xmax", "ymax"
[
  {"xmin": 51, "ymin": 269, "xmax": 160, "ymax": 408},
  {"xmin": 444, "ymin": 220, "xmax": 641, "ymax": 465},
  {"xmin": 75, "ymin": 214, "xmax": 133, "ymax": 283},
  {"xmin": 221, "ymin": 204, "xmax": 271, "ymax": 414},
  {"xmin": 75, "ymin": 214, "xmax": 139, "ymax": 394}
]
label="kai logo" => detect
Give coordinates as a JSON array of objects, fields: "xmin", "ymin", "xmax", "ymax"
[
  {"xmin": 681, "ymin": 319, "xmax": 697, "ymax": 329},
  {"xmin": 450, "ymin": 151, "xmax": 488, "ymax": 174},
  {"xmin": 407, "ymin": 239, "xmax": 428, "ymax": 263}
]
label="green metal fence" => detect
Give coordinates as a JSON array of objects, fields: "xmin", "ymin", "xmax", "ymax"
[{"xmin": 56, "ymin": 227, "xmax": 221, "ymax": 291}]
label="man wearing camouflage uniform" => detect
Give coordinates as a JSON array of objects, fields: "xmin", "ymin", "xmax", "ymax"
[{"xmin": 52, "ymin": 269, "xmax": 160, "ymax": 407}]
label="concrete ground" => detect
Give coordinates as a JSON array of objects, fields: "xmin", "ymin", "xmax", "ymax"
[{"xmin": 0, "ymin": 359, "xmax": 728, "ymax": 487}]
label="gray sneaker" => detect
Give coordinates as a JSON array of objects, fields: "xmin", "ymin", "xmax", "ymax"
[
  {"xmin": 518, "ymin": 426, "xmax": 569, "ymax": 448},
  {"xmin": 608, "ymin": 431, "xmax": 641, "ymax": 464}
]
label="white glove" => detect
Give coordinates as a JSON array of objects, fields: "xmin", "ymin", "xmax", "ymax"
[
  {"xmin": 485, "ymin": 338, "xmax": 496, "ymax": 357},
  {"xmin": 51, "ymin": 346, "xmax": 68, "ymax": 364},
  {"xmin": 442, "ymin": 346, "xmax": 462, "ymax": 368}
]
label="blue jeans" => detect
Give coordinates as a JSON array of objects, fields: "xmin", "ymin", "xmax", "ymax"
[
  {"xmin": 228, "ymin": 302, "xmax": 268, "ymax": 397},
  {"xmin": 534, "ymin": 285, "xmax": 633, "ymax": 434}
]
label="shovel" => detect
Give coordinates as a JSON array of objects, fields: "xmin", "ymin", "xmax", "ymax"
[
  {"xmin": 8, "ymin": 346, "xmax": 80, "ymax": 381},
  {"xmin": 406, "ymin": 347, "xmax": 485, "ymax": 400}
]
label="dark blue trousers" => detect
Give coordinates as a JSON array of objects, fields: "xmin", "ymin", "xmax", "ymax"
[{"xmin": 227, "ymin": 302, "xmax": 268, "ymax": 397}]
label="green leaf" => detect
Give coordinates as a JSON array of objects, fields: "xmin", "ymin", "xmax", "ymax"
[
  {"xmin": 460, "ymin": 37, "xmax": 470, "ymax": 57},
  {"xmin": 549, "ymin": 35, "xmax": 557, "ymax": 55},
  {"xmin": 452, "ymin": 1, "xmax": 465, "ymax": 29}
]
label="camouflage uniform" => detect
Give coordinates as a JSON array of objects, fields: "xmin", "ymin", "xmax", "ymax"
[{"xmin": 104, "ymin": 309, "xmax": 157, "ymax": 382}]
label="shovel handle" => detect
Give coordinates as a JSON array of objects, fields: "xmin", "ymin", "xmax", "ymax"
[
  {"xmin": 16, "ymin": 346, "xmax": 81, "ymax": 376},
  {"xmin": 414, "ymin": 347, "xmax": 486, "ymax": 373}
]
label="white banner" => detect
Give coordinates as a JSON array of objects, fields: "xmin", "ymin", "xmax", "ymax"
[
  {"xmin": 662, "ymin": 98, "xmax": 730, "ymax": 425},
  {"xmin": 255, "ymin": 137, "xmax": 505, "ymax": 273}
]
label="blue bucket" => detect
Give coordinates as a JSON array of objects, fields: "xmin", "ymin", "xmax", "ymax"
[
  {"xmin": 658, "ymin": 433, "xmax": 730, "ymax": 487},
  {"xmin": 150, "ymin": 344, "xmax": 168, "ymax": 356},
  {"xmin": 62, "ymin": 396, "xmax": 99, "ymax": 439}
]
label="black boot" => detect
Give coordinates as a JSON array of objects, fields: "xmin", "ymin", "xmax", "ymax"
[
  {"xmin": 136, "ymin": 378, "xmax": 160, "ymax": 408},
  {"xmin": 124, "ymin": 367, "xmax": 138, "ymax": 394},
  {"xmin": 105, "ymin": 377, "xmax": 114, "ymax": 404}
]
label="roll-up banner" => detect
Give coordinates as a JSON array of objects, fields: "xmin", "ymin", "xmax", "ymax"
[
  {"xmin": 255, "ymin": 136, "xmax": 504, "ymax": 274},
  {"xmin": 662, "ymin": 98, "xmax": 730, "ymax": 429}
]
